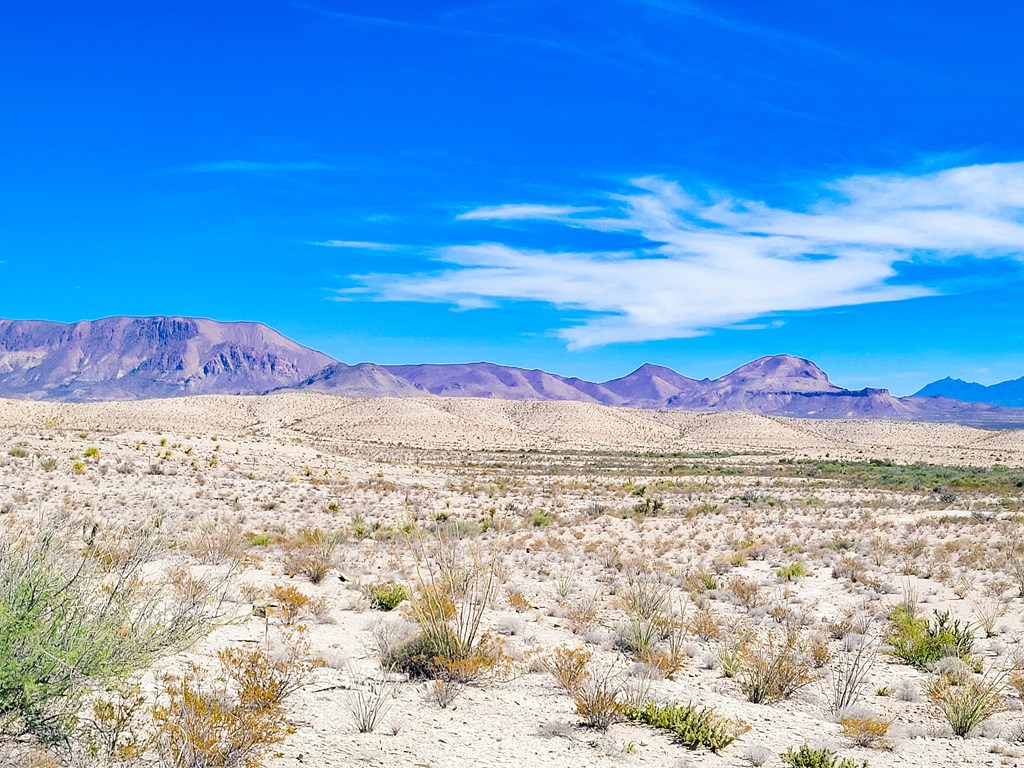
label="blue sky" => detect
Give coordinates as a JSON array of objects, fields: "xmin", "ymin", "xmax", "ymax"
[{"xmin": 3, "ymin": 1, "xmax": 1024, "ymax": 393}]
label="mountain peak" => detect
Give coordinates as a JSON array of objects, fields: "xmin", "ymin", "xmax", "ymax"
[{"xmin": 715, "ymin": 355, "xmax": 836, "ymax": 394}]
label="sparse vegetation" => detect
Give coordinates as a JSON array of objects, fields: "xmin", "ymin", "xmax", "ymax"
[
  {"xmin": 1, "ymin": 399, "xmax": 1023, "ymax": 766},
  {"xmin": 780, "ymin": 744, "xmax": 868, "ymax": 768},
  {"xmin": 625, "ymin": 700, "xmax": 748, "ymax": 752}
]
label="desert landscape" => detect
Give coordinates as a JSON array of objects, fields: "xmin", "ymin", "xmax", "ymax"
[{"xmin": 2, "ymin": 392, "xmax": 1023, "ymax": 767}]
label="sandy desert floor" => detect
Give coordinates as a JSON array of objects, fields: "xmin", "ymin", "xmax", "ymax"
[{"xmin": 1, "ymin": 393, "xmax": 1024, "ymax": 767}]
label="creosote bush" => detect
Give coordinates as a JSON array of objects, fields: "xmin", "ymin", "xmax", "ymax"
[
  {"xmin": 0, "ymin": 526, "xmax": 228, "ymax": 749},
  {"xmin": 625, "ymin": 700, "xmax": 748, "ymax": 753},
  {"xmin": 887, "ymin": 607, "xmax": 976, "ymax": 670}
]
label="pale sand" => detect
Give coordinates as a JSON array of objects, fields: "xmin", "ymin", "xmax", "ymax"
[{"xmin": 0, "ymin": 393, "xmax": 1022, "ymax": 767}]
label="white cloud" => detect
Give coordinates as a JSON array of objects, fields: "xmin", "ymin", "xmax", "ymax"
[
  {"xmin": 313, "ymin": 240, "xmax": 401, "ymax": 250},
  {"xmin": 344, "ymin": 162, "xmax": 1024, "ymax": 348},
  {"xmin": 457, "ymin": 204, "xmax": 599, "ymax": 221}
]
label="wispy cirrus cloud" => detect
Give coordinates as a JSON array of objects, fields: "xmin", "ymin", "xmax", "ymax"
[
  {"xmin": 313, "ymin": 240, "xmax": 402, "ymax": 251},
  {"xmin": 179, "ymin": 160, "xmax": 336, "ymax": 173},
  {"xmin": 343, "ymin": 162, "xmax": 1024, "ymax": 349},
  {"xmin": 456, "ymin": 204, "xmax": 599, "ymax": 221}
]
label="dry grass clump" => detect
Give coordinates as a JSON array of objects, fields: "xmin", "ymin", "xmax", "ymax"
[
  {"xmin": 839, "ymin": 712, "xmax": 892, "ymax": 749},
  {"xmin": 926, "ymin": 669, "xmax": 1008, "ymax": 738},
  {"xmin": 737, "ymin": 631, "xmax": 817, "ymax": 704},
  {"xmin": 283, "ymin": 527, "xmax": 342, "ymax": 584}
]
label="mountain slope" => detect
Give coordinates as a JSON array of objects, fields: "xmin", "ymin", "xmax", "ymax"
[
  {"xmin": 294, "ymin": 362, "xmax": 423, "ymax": 397},
  {"xmin": 0, "ymin": 316, "xmax": 335, "ymax": 401},
  {"xmin": 381, "ymin": 362, "xmax": 607, "ymax": 402},
  {"xmin": 598, "ymin": 363, "xmax": 704, "ymax": 408}
]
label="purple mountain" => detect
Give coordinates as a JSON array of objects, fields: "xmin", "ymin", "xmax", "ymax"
[
  {"xmin": 597, "ymin": 363, "xmax": 705, "ymax": 408},
  {"xmin": 382, "ymin": 362, "xmax": 608, "ymax": 402},
  {"xmin": 2, "ymin": 316, "xmax": 1023, "ymax": 427},
  {"xmin": 0, "ymin": 316, "xmax": 334, "ymax": 401},
  {"xmin": 295, "ymin": 362, "xmax": 422, "ymax": 397}
]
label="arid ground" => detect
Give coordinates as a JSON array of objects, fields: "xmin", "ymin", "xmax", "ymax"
[{"xmin": 2, "ymin": 393, "xmax": 1023, "ymax": 767}]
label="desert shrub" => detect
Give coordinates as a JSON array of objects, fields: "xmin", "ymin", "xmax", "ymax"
[
  {"xmin": 567, "ymin": 593, "xmax": 601, "ymax": 634},
  {"xmin": 283, "ymin": 528, "xmax": 341, "ymax": 584},
  {"xmin": 7, "ymin": 446, "xmax": 29, "ymax": 458},
  {"xmin": 728, "ymin": 576, "xmax": 763, "ymax": 610},
  {"xmin": 530, "ymin": 509, "xmax": 554, "ymax": 527},
  {"xmin": 887, "ymin": 608, "xmax": 975, "ymax": 669},
  {"xmin": 506, "ymin": 589, "xmax": 531, "ymax": 612},
  {"xmin": 743, "ymin": 744, "xmax": 773, "ymax": 765},
  {"xmin": 840, "ymin": 714, "xmax": 891, "ymax": 748},
  {"xmin": 366, "ymin": 582, "xmax": 410, "ymax": 611},
  {"xmin": 571, "ymin": 662, "xmax": 625, "ymax": 730},
  {"xmin": 612, "ymin": 571, "xmax": 689, "ymax": 678},
  {"xmin": 684, "ymin": 568, "xmax": 719, "ymax": 594},
  {"xmin": 718, "ymin": 634, "xmax": 748, "ymax": 679},
  {"xmin": 70, "ymin": 683, "xmax": 149, "ymax": 766},
  {"xmin": 926, "ymin": 672, "xmax": 1006, "ymax": 738},
  {"xmin": 826, "ymin": 635, "xmax": 879, "ymax": 714},
  {"xmin": 152, "ymin": 644, "xmax": 311, "ymax": 768},
  {"xmin": 777, "ymin": 561, "xmax": 808, "ymax": 581},
  {"xmin": 689, "ymin": 609, "xmax": 722, "ymax": 641},
  {"xmin": 737, "ymin": 632, "xmax": 816, "ymax": 704},
  {"xmin": 187, "ymin": 515, "xmax": 247, "ymax": 564},
  {"xmin": 269, "ymin": 584, "xmax": 312, "ymax": 625},
  {"xmin": 39, "ymin": 457, "xmax": 57, "ymax": 472},
  {"xmin": 549, "ymin": 647, "xmax": 593, "ymax": 694},
  {"xmin": 347, "ymin": 673, "xmax": 395, "ymax": 732},
  {"xmin": 0, "ymin": 528, "xmax": 227, "ymax": 747},
  {"xmin": 616, "ymin": 569, "xmax": 669, "ymax": 655},
  {"xmin": 780, "ymin": 744, "xmax": 868, "ymax": 768},
  {"xmin": 383, "ymin": 533, "xmax": 504, "ymax": 686},
  {"xmin": 624, "ymin": 700, "xmax": 748, "ymax": 753}
]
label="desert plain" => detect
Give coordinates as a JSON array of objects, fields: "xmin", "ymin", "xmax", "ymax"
[{"xmin": 2, "ymin": 392, "xmax": 1024, "ymax": 767}]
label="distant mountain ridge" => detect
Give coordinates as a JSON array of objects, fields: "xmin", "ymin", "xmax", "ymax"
[
  {"xmin": 915, "ymin": 376, "xmax": 1024, "ymax": 409},
  {"xmin": 1, "ymin": 315, "xmax": 1024, "ymax": 427}
]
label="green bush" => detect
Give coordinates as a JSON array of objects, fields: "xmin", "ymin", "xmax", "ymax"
[
  {"xmin": 367, "ymin": 582, "xmax": 410, "ymax": 611},
  {"xmin": 0, "ymin": 529, "xmax": 227, "ymax": 746},
  {"xmin": 777, "ymin": 561, "xmax": 808, "ymax": 580},
  {"xmin": 887, "ymin": 608, "xmax": 975, "ymax": 670},
  {"xmin": 530, "ymin": 509, "xmax": 554, "ymax": 527},
  {"xmin": 625, "ymin": 700, "xmax": 747, "ymax": 753},
  {"xmin": 781, "ymin": 744, "xmax": 868, "ymax": 768}
]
